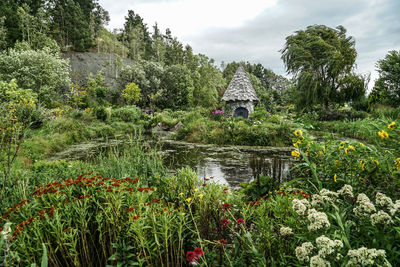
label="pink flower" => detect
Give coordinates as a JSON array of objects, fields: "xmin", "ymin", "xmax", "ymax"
[
  {"xmin": 186, "ymin": 248, "xmax": 204, "ymax": 265},
  {"xmin": 221, "ymin": 218, "xmax": 230, "ymax": 227}
]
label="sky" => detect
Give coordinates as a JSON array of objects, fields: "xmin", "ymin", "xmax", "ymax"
[{"xmin": 99, "ymin": 0, "xmax": 400, "ymax": 89}]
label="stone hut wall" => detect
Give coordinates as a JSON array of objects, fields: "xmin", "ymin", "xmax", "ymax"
[{"xmin": 225, "ymin": 100, "xmax": 255, "ymax": 116}]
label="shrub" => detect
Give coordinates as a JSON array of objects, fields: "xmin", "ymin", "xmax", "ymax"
[
  {"xmin": 94, "ymin": 106, "xmax": 111, "ymax": 122},
  {"xmin": 111, "ymin": 106, "xmax": 141, "ymax": 123}
]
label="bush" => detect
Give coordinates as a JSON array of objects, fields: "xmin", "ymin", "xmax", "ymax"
[
  {"xmin": 111, "ymin": 105, "xmax": 142, "ymax": 122},
  {"xmin": 94, "ymin": 106, "xmax": 111, "ymax": 122}
]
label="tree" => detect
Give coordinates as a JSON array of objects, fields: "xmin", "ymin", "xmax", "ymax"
[
  {"xmin": 0, "ymin": 47, "xmax": 71, "ymax": 106},
  {"xmin": 281, "ymin": 25, "xmax": 364, "ymax": 110},
  {"xmin": 369, "ymin": 50, "xmax": 400, "ymax": 106},
  {"xmin": 122, "ymin": 82, "xmax": 141, "ymax": 105},
  {"xmin": 0, "ymin": 79, "xmax": 37, "ymax": 182},
  {"xmin": 161, "ymin": 64, "xmax": 194, "ymax": 109}
]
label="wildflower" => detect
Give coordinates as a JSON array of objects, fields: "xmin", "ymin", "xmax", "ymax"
[
  {"xmin": 309, "ymin": 255, "xmax": 331, "ymax": 267},
  {"xmin": 378, "ymin": 130, "xmax": 389, "ymax": 139},
  {"xmin": 346, "ymin": 247, "xmax": 388, "ymax": 266},
  {"xmin": 371, "ymin": 210, "xmax": 393, "ymax": 226},
  {"xmin": 307, "ymin": 209, "xmax": 330, "ymax": 231},
  {"xmin": 237, "ymin": 218, "xmax": 245, "ymax": 225},
  {"xmin": 388, "ymin": 122, "xmax": 395, "ymax": 130},
  {"xmin": 394, "ymin": 158, "xmax": 400, "ymax": 170},
  {"xmin": 311, "ymin": 194, "xmax": 324, "ymax": 208},
  {"xmin": 180, "ymin": 212, "xmax": 186, "ymax": 216},
  {"xmin": 320, "ymin": 189, "xmax": 338, "ymax": 203},
  {"xmin": 221, "ymin": 218, "xmax": 230, "ymax": 227},
  {"xmin": 295, "ymin": 242, "xmax": 314, "ymax": 262},
  {"xmin": 198, "ymin": 194, "xmax": 204, "ymax": 199},
  {"xmin": 218, "ymin": 239, "xmax": 227, "ymax": 245},
  {"xmin": 293, "ymin": 142, "xmax": 299, "ymax": 148},
  {"xmin": 194, "ymin": 188, "xmax": 198, "ymax": 192},
  {"xmin": 315, "ymin": 235, "xmax": 343, "ymax": 258},
  {"xmin": 294, "ymin": 129, "xmax": 303, "ymax": 137},
  {"xmin": 337, "ymin": 184, "xmax": 354, "ymax": 198},
  {"xmin": 186, "ymin": 248, "xmax": 204, "ymax": 265},
  {"xmin": 375, "ymin": 192, "xmax": 394, "ymax": 209},
  {"xmin": 389, "ymin": 200, "xmax": 400, "ymax": 216},
  {"xmin": 353, "ymin": 194, "xmax": 376, "ymax": 218},
  {"xmin": 222, "ymin": 203, "xmax": 232, "ymax": 212},
  {"xmin": 292, "ymin": 198, "xmax": 310, "ymax": 215},
  {"xmin": 291, "ymin": 150, "xmax": 300, "ymax": 158},
  {"xmin": 333, "ymin": 174, "xmax": 337, "ymax": 183},
  {"xmin": 280, "ymin": 227, "xmax": 293, "ymax": 236},
  {"xmin": 186, "ymin": 198, "xmax": 192, "ymax": 203},
  {"xmin": 179, "ymin": 192, "xmax": 184, "ymax": 197}
]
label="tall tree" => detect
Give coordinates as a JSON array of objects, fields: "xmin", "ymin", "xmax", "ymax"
[
  {"xmin": 121, "ymin": 10, "xmax": 152, "ymax": 60},
  {"xmin": 281, "ymin": 25, "xmax": 363, "ymax": 110},
  {"xmin": 369, "ymin": 50, "xmax": 400, "ymax": 106}
]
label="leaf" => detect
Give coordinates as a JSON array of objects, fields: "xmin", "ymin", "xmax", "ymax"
[{"xmin": 41, "ymin": 243, "xmax": 48, "ymax": 267}]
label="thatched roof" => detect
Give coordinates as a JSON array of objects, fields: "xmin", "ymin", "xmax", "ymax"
[{"xmin": 222, "ymin": 65, "xmax": 259, "ymax": 102}]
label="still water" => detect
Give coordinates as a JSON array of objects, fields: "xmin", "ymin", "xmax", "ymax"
[
  {"xmin": 161, "ymin": 140, "xmax": 293, "ymax": 188},
  {"xmin": 48, "ymin": 138, "xmax": 293, "ymax": 188}
]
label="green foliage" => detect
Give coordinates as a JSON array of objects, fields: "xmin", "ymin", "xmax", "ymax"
[
  {"xmin": 369, "ymin": 50, "xmax": 400, "ymax": 107},
  {"xmin": 122, "ymin": 82, "xmax": 141, "ymax": 105},
  {"xmin": 281, "ymin": 25, "xmax": 365, "ymax": 110},
  {"xmin": 0, "ymin": 47, "xmax": 71, "ymax": 106},
  {"xmin": 111, "ymin": 106, "xmax": 142, "ymax": 123},
  {"xmin": 86, "ymin": 71, "xmax": 109, "ymax": 106},
  {"xmin": 94, "ymin": 106, "xmax": 111, "ymax": 122}
]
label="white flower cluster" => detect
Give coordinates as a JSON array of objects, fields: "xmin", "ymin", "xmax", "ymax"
[
  {"xmin": 353, "ymin": 193, "xmax": 376, "ymax": 218},
  {"xmin": 311, "ymin": 194, "xmax": 324, "ymax": 208},
  {"xmin": 307, "ymin": 209, "xmax": 330, "ymax": 231},
  {"xmin": 310, "ymin": 255, "xmax": 331, "ymax": 267},
  {"xmin": 280, "ymin": 226, "xmax": 293, "ymax": 236},
  {"xmin": 346, "ymin": 247, "xmax": 389, "ymax": 266},
  {"xmin": 370, "ymin": 210, "xmax": 393, "ymax": 226},
  {"xmin": 390, "ymin": 200, "xmax": 400, "ymax": 216},
  {"xmin": 337, "ymin": 184, "xmax": 353, "ymax": 198},
  {"xmin": 295, "ymin": 242, "xmax": 314, "ymax": 262},
  {"xmin": 292, "ymin": 198, "xmax": 310, "ymax": 215},
  {"xmin": 375, "ymin": 192, "xmax": 393, "ymax": 208},
  {"xmin": 320, "ymin": 189, "xmax": 338, "ymax": 203},
  {"xmin": 315, "ymin": 235, "xmax": 343, "ymax": 258}
]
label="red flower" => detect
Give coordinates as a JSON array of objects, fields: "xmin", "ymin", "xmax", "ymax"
[
  {"xmin": 236, "ymin": 218, "xmax": 245, "ymax": 225},
  {"xmin": 218, "ymin": 239, "xmax": 227, "ymax": 245},
  {"xmin": 48, "ymin": 207, "xmax": 55, "ymax": 217},
  {"xmin": 221, "ymin": 218, "xmax": 230, "ymax": 227},
  {"xmin": 186, "ymin": 251, "xmax": 196, "ymax": 263},
  {"xmin": 222, "ymin": 203, "xmax": 232, "ymax": 212},
  {"xmin": 193, "ymin": 248, "xmax": 204, "ymax": 258}
]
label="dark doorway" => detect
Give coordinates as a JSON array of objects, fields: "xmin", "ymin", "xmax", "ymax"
[{"xmin": 234, "ymin": 107, "xmax": 249, "ymax": 119}]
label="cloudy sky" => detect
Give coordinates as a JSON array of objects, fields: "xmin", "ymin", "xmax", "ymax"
[{"xmin": 99, "ymin": 0, "xmax": 400, "ymax": 89}]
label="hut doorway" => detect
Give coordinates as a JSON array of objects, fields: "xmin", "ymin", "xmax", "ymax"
[{"xmin": 234, "ymin": 107, "xmax": 249, "ymax": 119}]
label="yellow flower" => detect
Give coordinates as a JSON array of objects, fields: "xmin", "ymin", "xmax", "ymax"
[
  {"xmin": 360, "ymin": 160, "xmax": 365, "ymax": 171},
  {"xmin": 294, "ymin": 129, "xmax": 303, "ymax": 137},
  {"xmin": 394, "ymin": 158, "xmax": 400, "ymax": 170},
  {"xmin": 334, "ymin": 174, "xmax": 337, "ymax": 183},
  {"xmin": 194, "ymin": 188, "xmax": 198, "ymax": 192},
  {"xmin": 340, "ymin": 141, "xmax": 345, "ymax": 148},
  {"xmin": 179, "ymin": 192, "xmax": 184, "ymax": 197},
  {"xmin": 348, "ymin": 145, "xmax": 355, "ymax": 151},
  {"xmin": 344, "ymin": 148, "xmax": 349, "ymax": 155},
  {"xmin": 293, "ymin": 142, "xmax": 299, "ymax": 148},
  {"xmin": 180, "ymin": 212, "xmax": 186, "ymax": 216},
  {"xmin": 186, "ymin": 198, "xmax": 192, "ymax": 203},
  {"xmin": 291, "ymin": 150, "xmax": 300, "ymax": 158},
  {"xmin": 198, "ymin": 194, "xmax": 204, "ymax": 199},
  {"xmin": 374, "ymin": 160, "xmax": 379, "ymax": 166},
  {"xmin": 388, "ymin": 122, "xmax": 395, "ymax": 130},
  {"xmin": 378, "ymin": 130, "xmax": 389, "ymax": 139}
]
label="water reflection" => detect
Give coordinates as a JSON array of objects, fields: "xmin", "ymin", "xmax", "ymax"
[{"xmin": 161, "ymin": 141, "xmax": 292, "ymax": 188}]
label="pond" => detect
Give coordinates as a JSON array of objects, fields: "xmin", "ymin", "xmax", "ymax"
[
  {"xmin": 161, "ymin": 140, "xmax": 293, "ymax": 188},
  {"xmin": 48, "ymin": 138, "xmax": 294, "ymax": 188}
]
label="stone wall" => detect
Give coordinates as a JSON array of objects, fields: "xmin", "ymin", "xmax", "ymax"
[
  {"xmin": 225, "ymin": 100, "xmax": 255, "ymax": 116},
  {"xmin": 62, "ymin": 52, "xmax": 134, "ymax": 89}
]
